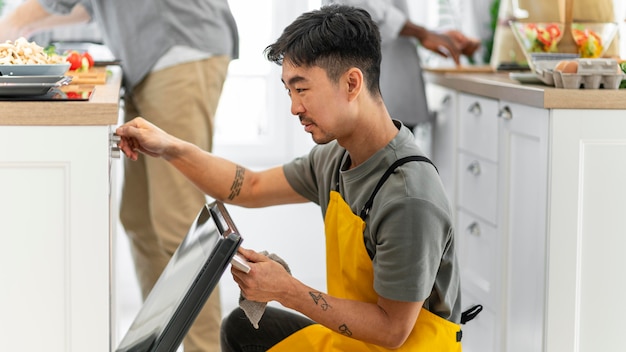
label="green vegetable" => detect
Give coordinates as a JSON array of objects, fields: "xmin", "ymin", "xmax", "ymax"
[
  {"xmin": 619, "ymin": 62, "xmax": 626, "ymax": 74},
  {"xmin": 44, "ymin": 44, "xmax": 58, "ymax": 56}
]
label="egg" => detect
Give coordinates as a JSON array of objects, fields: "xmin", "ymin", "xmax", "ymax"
[
  {"xmin": 562, "ymin": 61, "xmax": 579, "ymax": 74},
  {"xmin": 554, "ymin": 60, "xmax": 570, "ymax": 72}
]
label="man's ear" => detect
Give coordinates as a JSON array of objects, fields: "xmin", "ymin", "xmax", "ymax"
[{"xmin": 345, "ymin": 67, "xmax": 363, "ymax": 101}]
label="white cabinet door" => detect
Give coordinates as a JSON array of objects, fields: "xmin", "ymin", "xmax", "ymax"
[
  {"xmin": 428, "ymin": 84, "xmax": 458, "ymax": 208},
  {"xmin": 497, "ymin": 101, "xmax": 549, "ymax": 352},
  {"xmin": 546, "ymin": 109, "xmax": 626, "ymax": 352},
  {"xmin": 0, "ymin": 125, "xmax": 112, "ymax": 352}
]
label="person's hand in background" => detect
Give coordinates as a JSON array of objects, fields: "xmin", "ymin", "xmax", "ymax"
[
  {"xmin": 0, "ymin": 0, "xmax": 90, "ymax": 42},
  {"xmin": 400, "ymin": 22, "xmax": 462, "ymax": 64},
  {"xmin": 444, "ymin": 30, "xmax": 481, "ymax": 58}
]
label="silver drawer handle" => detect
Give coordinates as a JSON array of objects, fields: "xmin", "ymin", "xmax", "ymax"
[
  {"xmin": 110, "ymin": 132, "xmax": 121, "ymax": 159},
  {"xmin": 441, "ymin": 94, "xmax": 451, "ymax": 106},
  {"xmin": 466, "ymin": 222, "xmax": 481, "ymax": 236},
  {"xmin": 468, "ymin": 102, "xmax": 481, "ymax": 116},
  {"xmin": 467, "ymin": 160, "xmax": 481, "ymax": 176},
  {"xmin": 498, "ymin": 106, "xmax": 513, "ymax": 120},
  {"xmin": 110, "ymin": 147, "xmax": 121, "ymax": 159}
]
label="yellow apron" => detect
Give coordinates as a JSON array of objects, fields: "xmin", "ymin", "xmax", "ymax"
[{"xmin": 269, "ymin": 188, "xmax": 462, "ymax": 351}]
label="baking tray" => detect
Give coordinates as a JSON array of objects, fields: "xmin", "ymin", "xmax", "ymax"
[{"xmin": 0, "ymin": 76, "xmax": 72, "ymax": 96}]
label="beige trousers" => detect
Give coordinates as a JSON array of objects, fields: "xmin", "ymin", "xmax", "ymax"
[{"xmin": 120, "ymin": 55, "xmax": 231, "ymax": 352}]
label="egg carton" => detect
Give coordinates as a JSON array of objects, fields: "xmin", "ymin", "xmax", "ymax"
[
  {"xmin": 553, "ymin": 71, "xmax": 624, "ymax": 89},
  {"xmin": 534, "ymin": 68, "xmax": 557, "ymax": 85},
  {"xmin": 535, "ymin": 58, "xmax": 625, "ymax": 89}
]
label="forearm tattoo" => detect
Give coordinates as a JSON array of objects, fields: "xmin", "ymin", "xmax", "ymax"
[
  {"xmin": 228, "ymin": 165, "xmax": 245, "ymax": 200},
  {"xmin": 338, "ymin": 324, "xmax": 352, "ymax": 337},
  {"xmin": 309, "ymin": 292, "xmax": 351, "ymax": 337},
  {"xmin": 309, "ymin": 291, "xmax": 332, "ymax": 311}
]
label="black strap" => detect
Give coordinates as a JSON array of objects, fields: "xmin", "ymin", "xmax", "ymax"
[
  {"xmin": 460, "ymin": 304, "xmax": 483, "ymax": 324},
  {"xmin": 456, "ymin": 305, "xmax": 484, "ymax": 342},
  {"xmin": 358, "ymin": 156, "xmax": 438, "ymax": 220}
]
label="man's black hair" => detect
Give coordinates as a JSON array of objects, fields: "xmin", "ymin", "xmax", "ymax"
[{"xmin": 265, "ymin": 4, "xmax": 382, "ymax": 96}]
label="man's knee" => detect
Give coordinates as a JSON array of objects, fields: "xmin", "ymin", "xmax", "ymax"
[{"xmin": 220, "ymin": 308, "xmax": 249, "ymax": 351}]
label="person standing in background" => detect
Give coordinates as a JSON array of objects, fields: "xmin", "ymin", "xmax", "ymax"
[
  {"xmin": 0, "ymin": 1, "xmax": 239, "ymax": 351},
  {"xmin": 323, "ymin": 0, "xmax": 479, "ymax": 136}
]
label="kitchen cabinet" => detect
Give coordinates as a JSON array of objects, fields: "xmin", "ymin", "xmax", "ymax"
[
  {"xmin": 432, "ymin": 91, "xmax": 551, "ymax": 352},
  {"xmin": 428, "ymin": 89, "xmax": 505, "ymax": 351},
  {"xmin": 0, "ymin": 68, "xmax": 122, "ymax": 352},
  {"xmin": 427, "ymin": 84, "xmax": 457, "ymax": 207},
  {"xmin": 457, "ymin": 93, "xmax": 503, "ymax": 352},
  {"xmin": 426, "ymin": 71, "xmax": 626, "ymax": 352},
  {"xmin": 436, "ymin": 92, "xmax": 551, "ymax": 352}
]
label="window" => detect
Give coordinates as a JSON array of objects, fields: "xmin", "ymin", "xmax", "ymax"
[{"xmin": 213, "ymin": 0, "xmax": 321, "ymax": 166}]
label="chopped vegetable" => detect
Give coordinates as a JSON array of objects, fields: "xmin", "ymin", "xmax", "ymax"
[
  {"xmin": 81, "ymin": 52, "xmax": 94, "ymax": 68},
  {"xmin": 43, "ymin": 44, "xmax": 57, "ymax": 56},
  {"xmin": 572, "ymin": 25, "xmax": 603, "ymax": 58},
  {"xmin": 65, "ymin": 50, "xmax": 95, "ymax": 71},
  {"xmin": 66, "ymin": 51, "xmax": 82, "ymax": 70},
  {"xmin": 521, "ymin": 23, "xmax": 562, "ymax": 52}
]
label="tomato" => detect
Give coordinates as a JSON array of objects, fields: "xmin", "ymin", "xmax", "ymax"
[
  {"xmin": 81, "ymin": 52, "xmax": 94, "ymax": 68},
  {"xmin": 66, "ymin": 51, "xmax": 82, "ymax": 70},
  {"xmin": 572, "ymin": 29, "xmax": 586, "ymax": 45},
  {"xmin": 536, "ymin": 29, "xmax": 551, "ymax": 45},
  {"xmin": 546, "ymin": 24, "xmax": 561, "ymax": 39},
  {"xmin": 65, "ymin": 51, "xmax": 95, "ymax": 71},
  {"xmin": 65, "ymin": 91, "xmax": 81, "ymax": 99}
]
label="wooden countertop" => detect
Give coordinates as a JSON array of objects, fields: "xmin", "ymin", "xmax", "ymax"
[
  {"xmin": 424, "ymin": 70, "xmax": 626, "ymax": 110},
  {"xmin": 0, "ymin": 66, "xmax": 122, "ymax": 126}
]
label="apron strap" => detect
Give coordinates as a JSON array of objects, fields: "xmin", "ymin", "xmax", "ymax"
[
  {"xmin": 359, "ymin": 156, "xmax": 438, "ymax": 220},
  {"xmin": 460, "ymin": 304, "xmax": 483, "ymax": 324}
]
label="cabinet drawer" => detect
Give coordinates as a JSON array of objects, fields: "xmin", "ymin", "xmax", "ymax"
[
  {"xmin": 457, "ymin": 152, "xmax": 498, "ymax": 224},
  {"xmin": 457, "ymin": 210, "xmax": 498, "ymax": 308},
  {"xmin": 460, "ymin": 291, "xmax": 497, "ymax": 352},
  {"xmin": 458, "ymin": 93, "xmax": 499, "ymax": 162}
]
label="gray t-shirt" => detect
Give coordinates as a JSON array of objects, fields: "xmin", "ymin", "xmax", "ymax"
[
  {"xmin": 39, "ymin": 0, "xmax": 239, "ymax": 89},
  {"xmin": 283, "ymin": 122, "xmax": 461, "ymax": 322}
]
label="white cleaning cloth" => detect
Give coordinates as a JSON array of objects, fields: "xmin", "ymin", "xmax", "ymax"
[{"xmin": 238, "ymin": 251, "xmax": 291, "ymax": 329}]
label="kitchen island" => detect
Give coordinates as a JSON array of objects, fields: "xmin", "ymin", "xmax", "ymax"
[
  {"xmin": 0, "ymin": 67, "xmax": 122, "ymax": 352},
  {"xmin": 424, "ymin": 71, "xmax": 626, "ymax": 352}
]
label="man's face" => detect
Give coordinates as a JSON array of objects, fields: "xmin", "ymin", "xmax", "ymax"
[{"xmin": 281, "ymin": 60, "xmax": 352, "ymax": 145}]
